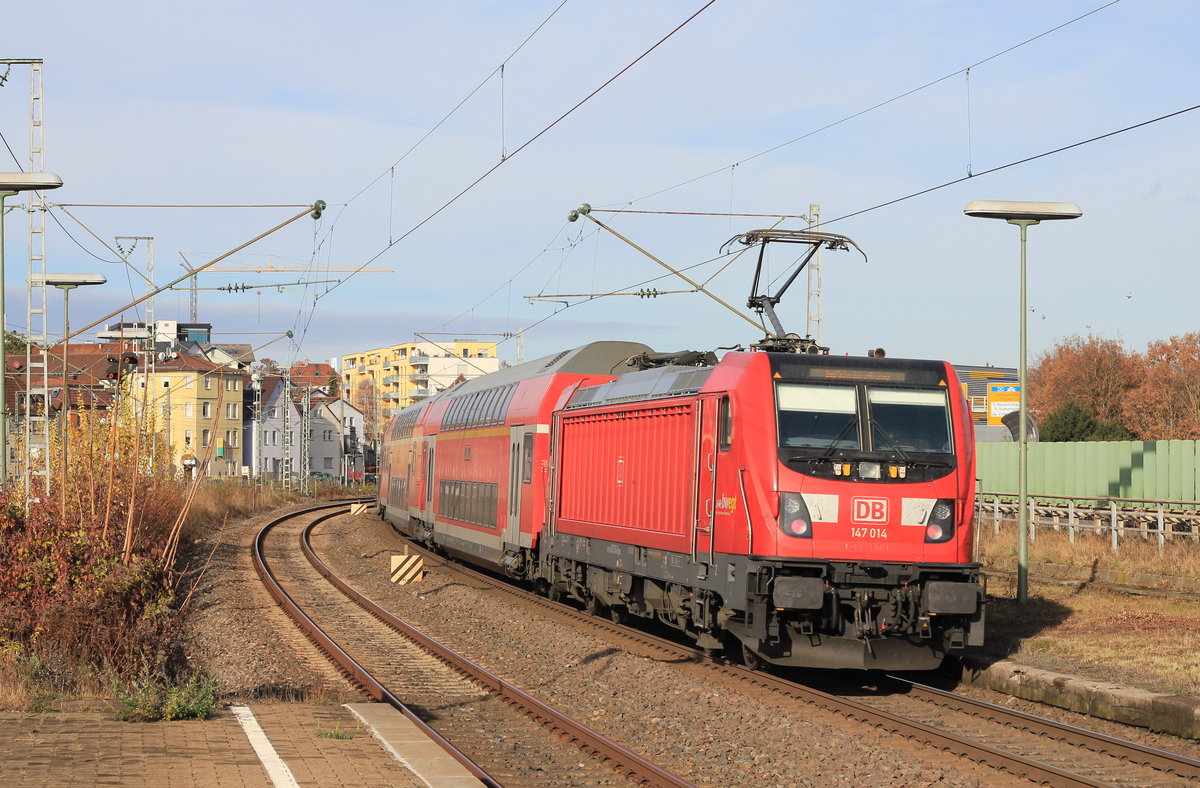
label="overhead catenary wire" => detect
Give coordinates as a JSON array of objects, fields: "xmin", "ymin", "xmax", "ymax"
[
  {"xmin": 337, "ymin": 0, "xmax": 573, "ymax": 211},
  {"xmin": 317, "ymin": 0, "xmax": 717, "ymax": 303},
  {"xmin": 576, "ymin": 210, "xmax": 764, "ymax": 334},
  {"xmin": 437, "ymin": 3, "xmax": 1125, "ymax": 346},
  {"xmin": 606, "ymin": 0, "xmax": 1123, "ymax": 208},
  {"xmin": 63, "ymin": 206, "xmax": 319, "ymax": 343},
  {"xmin": 435, "ymin": 222, "xmax": 580, "ymax": 332},
  {"xmin": 490, "ymin": 102, "xmax": 1200, "ymax": 349},
  {"xmin": 817, "ymin": 102, "xmax": 1200, "ymax": 229}
]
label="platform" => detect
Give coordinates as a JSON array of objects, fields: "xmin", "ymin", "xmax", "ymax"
[{"xmin": 0, "ymin": 701, "xmax": 478, "ymax": 787}]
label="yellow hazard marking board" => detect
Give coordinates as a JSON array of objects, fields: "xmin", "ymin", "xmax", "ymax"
[
  {"xmin": 391, "ymin": 553, "xmax": 424, "ymax": 585},
  {"xmin": 350, "ymin": 502, "xmax": 371, "ymax": 516}
]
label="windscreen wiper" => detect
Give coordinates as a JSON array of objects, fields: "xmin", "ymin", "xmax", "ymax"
[
  {"xmin": 870, "ymin": 422, "xmax": 912, "ymax": 463},
  {"xmin": 819, "ymin": 419, "xmax": 858, "ymax": 459}
]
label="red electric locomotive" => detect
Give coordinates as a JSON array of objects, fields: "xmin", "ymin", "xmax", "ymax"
[
  {"xmin": 378, "ymin": 340, "xmax": 984, "ymax": 671},
  {"xmin": 378, "ymin": 228, "xmax": 985, "ymax": 671}
]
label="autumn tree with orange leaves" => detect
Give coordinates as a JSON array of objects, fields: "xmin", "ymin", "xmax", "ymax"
[
  {"xmin": 1121, "ymin": 333, "xmax": 1200, "ymax": 439},
  {"xmin": 1029, "ymin": 332, "xmax": 1200, "ymax": 441},
  {"xmin": 1028, "ymin": 335, "xmax": 1140, "ymax": 425}
]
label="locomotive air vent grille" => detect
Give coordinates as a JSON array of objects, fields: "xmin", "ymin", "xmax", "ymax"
[
  {"xmin": 668, "ymin": 369, "xmax": 711, "ymax": 392},
  {"xmin": 568, "ymin": 388, "xmax": 601, "ymax": 407}
]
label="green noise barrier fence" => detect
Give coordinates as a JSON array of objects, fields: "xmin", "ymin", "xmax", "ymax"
[
  {"xmin": 974, "ymin": 440, "xmax": 1200, "ymax": 551},
  {"xmin": 976, "ymin": 439, "xmax": 1200, "ymax": 504}
]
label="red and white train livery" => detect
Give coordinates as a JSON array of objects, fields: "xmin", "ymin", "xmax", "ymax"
[{"xmin": 378, "ymin": 340, "xmax": 985, "ymax": 671}]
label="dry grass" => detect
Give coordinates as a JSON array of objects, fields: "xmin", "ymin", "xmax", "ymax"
[
  {"xmin": 0, "ymin": 388, "xmax": 357, "ymax": 711},
  {"xmin": 183, "ymin": 482, "xmax": 304, "ymax": 538},
  {"xmin": 982, "ymin": 575, "xmax": 1200, "ymax": 695},
  {"xmin": 974, "ymin": 519, "xmax": 1200, "ymax": 694},
  {"xmin": 974, "ymin": 520, "xmax": 1200, "ymax": 580}
]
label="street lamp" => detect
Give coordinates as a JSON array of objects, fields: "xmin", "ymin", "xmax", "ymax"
[
  {"xmin": 964, "ymin": 200, "xmax": 1082, "ymax": 603},
  {"xmin": 0, "ymin": 172, "xmax": 63, "ymax": 483},
  {"xmin": 31, "ymin": 273, "xmax": 106, "ymax": 519}
]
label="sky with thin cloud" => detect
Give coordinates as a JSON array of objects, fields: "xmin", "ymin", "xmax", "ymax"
[{"xmin": 1, "ymin": 0, "xmax": 1195, "ymax": 369}]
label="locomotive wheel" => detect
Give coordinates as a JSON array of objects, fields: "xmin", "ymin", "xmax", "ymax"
[
  {"xmin": 583, "ymin": 596, "xmax": 606, "ymax": 617},
  {"xmin": 548, "ymin": 585, "xmax": 565, "ymax": 604},
  {"xmin": 741, "ymin": 642, "xmax": 765, "ymax": 672},
  {"xmin": 609, "ymin": 605, "xmax": 629, "ymax": 626},
  {"xmin": 533, "ymin": 579, "xmax": 550, "ymax": 598}
]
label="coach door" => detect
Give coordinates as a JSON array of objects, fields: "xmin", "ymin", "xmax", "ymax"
[
  {"xmin": 423, "ymin": 438, "xmax": 436, "ymax": 521},
  {"xmin": 506, "ymin": 426, "xmax": 534, "ymax": 549}
]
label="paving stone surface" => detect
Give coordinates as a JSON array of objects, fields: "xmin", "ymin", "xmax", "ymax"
[{"xmin": 0, "ymin": 703, "xmax": 427, "ymax": 787}]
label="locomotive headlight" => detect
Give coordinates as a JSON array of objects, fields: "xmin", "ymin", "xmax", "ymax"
[
  {"xmin": 858, "ymin": 462, "xmax": 881, "ymax": 480},
  {"xmin": 779, "ymin": 492, "xmax": 813, "ymax": 539},
  {"xmin": 924, "ymin": 498, "xmax": 955, "ymax": 543}
]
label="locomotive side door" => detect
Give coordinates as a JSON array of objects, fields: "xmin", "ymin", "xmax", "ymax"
[
  {"xmin": 694, "ymin": 395, "xmax": 721, "ymax": 565},
  {"xmin": 505, "ymin": 426, "xmax": 533, "ymax": 549},
  {"xmin": 696, "ymin": 394, "xmax": 733, "ymax": 565}
]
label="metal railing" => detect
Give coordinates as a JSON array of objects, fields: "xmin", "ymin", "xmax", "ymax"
[{"xmin": 975, "ymin": 492, "xmax": 1200, "ymax": 552}]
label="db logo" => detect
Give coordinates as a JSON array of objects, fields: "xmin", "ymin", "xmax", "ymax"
[{"xmin": 851, "ymin": 497, "xmax": 889, "ymax": 524}]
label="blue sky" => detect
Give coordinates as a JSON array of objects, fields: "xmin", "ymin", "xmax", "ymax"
[{"xmin": 1, "ymin": 0, "xmax": 1196, "ymax": 370}]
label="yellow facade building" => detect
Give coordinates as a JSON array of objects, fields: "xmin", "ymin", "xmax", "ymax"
[
  {"xmin": 128, "ymin": 353, "xmax": 246, "ymax": 479},
  {"xmin": 341, "ymin": 340, "xmax": 500, "ymax": 441}
]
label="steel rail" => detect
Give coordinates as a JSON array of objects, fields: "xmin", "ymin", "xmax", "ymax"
[
  {"xmin": 982, "ymin": 566, "xmax": 1200, "ymax": 602},
  {"xmin": 886, "ymin": 675, "xmax": 1200, "ymax": 780},
  {"xmin": 299, "ymin": 520, "xmax": 698, "ymax": 788},
  {"xmin": 251, "ymin": 502, "xmax": 501, "ymax": 788},
  {"xmin": 384, "ymin": 529, "xmax": 1182, "ymax": 787}
]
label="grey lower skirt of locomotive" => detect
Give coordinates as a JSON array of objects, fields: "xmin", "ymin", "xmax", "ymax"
[{"xmin": 553, "ymin": 543, "xmax": 985, "ymax": 672}]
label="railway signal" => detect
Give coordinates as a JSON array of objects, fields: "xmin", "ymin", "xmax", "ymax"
[{"xmin": 104, "ymin": 352, "xmax": 140, "ymax": 382}]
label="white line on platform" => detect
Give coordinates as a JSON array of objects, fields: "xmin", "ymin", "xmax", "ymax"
[{"xmin": 231, "ymin": 705, "xmax": 301, "ymax": 788}]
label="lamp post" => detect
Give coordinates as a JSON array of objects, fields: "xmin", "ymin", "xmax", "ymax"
[
  {"xmin": 964, "ymin": 200, "xmax": 1082, "ymax": 603},
  {"xmin": 0, "ymin": 172, "xmax": 63, "ymax": 484},
  {"xmin": 31, "ymin": 273, "xmax": 106, "ymax": 519}
]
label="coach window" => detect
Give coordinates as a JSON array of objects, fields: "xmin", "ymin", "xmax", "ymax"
[
  {"xmin": 477, "ymin": 389, "xmax": 493, "ymax": 425},
  {"xmin": 522, "ymin": 433, "xmax": 534, "ymax": 483},
  {"xmin": 485, "ymin": 388, "xmax": 502, "ymax": 423},
  {"xmin": 718, "ymin": 395, "xmax": 732, "ymax": 451}
]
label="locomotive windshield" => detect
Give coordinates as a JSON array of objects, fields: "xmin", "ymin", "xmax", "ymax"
[
  {"xmin": 777, "ymin": 385, "xmax": 860, "ymax": 449},
  {"xmin": 777, "ymin": 382, "xmax": 952, "ymax": 457},
  {"xmin": 866, "ymin": 388, "xmax": 951, "ymax": 454}
]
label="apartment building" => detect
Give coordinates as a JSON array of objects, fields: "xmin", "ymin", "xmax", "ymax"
[
  {"xmin": 243, "ymin": 377, "xmax": 365, "ymax": 482},
  {"xmin": 340, "ymin": 340, "xmax": 501, "ymax": 441},
  {"xmin": 127, "ymin": 352, "xmax": 246, "ymax": 479}
]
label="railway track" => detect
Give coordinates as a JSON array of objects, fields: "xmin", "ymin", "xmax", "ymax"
[
  {"xmin": 252, "ymin": 501, "xmax": 696, "ymax": 788},
  {"xmin": 383, "ymin": 525, "xmax": 1200, "ymax": 787},
  {"xmin": 983, "ymin": 566, "xmax": 1200, "ymax": 602}
]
